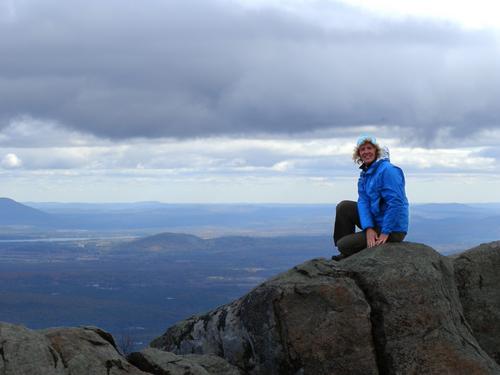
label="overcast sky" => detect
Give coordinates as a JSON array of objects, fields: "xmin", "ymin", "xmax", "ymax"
[{"xmin": 1, "ymin": 0, "xmax": 499, "ymax": 203}]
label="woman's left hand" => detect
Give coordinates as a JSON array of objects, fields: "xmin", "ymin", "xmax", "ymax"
[{"xmin": 376, "ymin": 233, "xmax": 389, "ymax": 245}]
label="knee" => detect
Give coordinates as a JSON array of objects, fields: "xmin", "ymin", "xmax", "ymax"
[
  {"xmin": 337, "ymin": 233, "xmax": 366, "ymax": 256},
  {"xmin": 337, "ymin": 236, "xmax": 359, "ymax": 256},
  {"xmin": 389, "ymin": 232, "xmax": 406, "ymax": 243},
  {"xmin": 336, "ymin": 200, "xmax": 356, "ymax": 214}
]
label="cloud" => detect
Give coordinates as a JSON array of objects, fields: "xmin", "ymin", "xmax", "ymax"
[
  {"xmin": 0, "ymin": 0, "xmax": 498, "ymax": 145},
  {"xmin": 392, "ymin": 147, "xmax": 496, "ymax": 173},
  {"xmin": 1, "ymin": 153, "xmax": 22, "ymax": 168},
  {"xmin": 0, "ymin": 117, "xmax": 100, "ymax": 148},
  {"xmin": 2, "ymin": 124, "xmax": 498, "ymax": 180},
  {"xmin": 1, "ymin": 120, "xmax": 499, "ymax": 202}
]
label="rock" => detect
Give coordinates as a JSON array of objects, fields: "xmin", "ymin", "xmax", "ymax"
[
  {"xmin": 42, "ymin": 326, "xmax": 147, "ymax": 374},
  {"xmin": 151, "ymin": 258, "xmax": 379, "ymax": 374},
  {"xmin": 128, "ymin": 347, "xmax": 241, "ymax": 375},
  {"xmin": 2, "ymin": 323, "xmax": 221, "ymax": 375},
  {"xmin": 182, "ymin": 353, "xmax": 242, "ymax": 375},
  {"xmin": 3, "ymin": 241, "xmax": 500, "ymax": 374},
  {"xmin": 0, "ymin": 322, "xmax": 66, "ymax": 375},
  {"xmin": 453, "ymin": 241, "xmax": 500, "ymax": 364},
  {"xmin": 151, "ymin": 242, "xmax": 500, "ymax": 374},
  {"xmin": 342, "ymin": 242, "xmax": 499, "ymax": 374}
]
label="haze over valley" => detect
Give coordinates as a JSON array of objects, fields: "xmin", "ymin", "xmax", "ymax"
[{"xmin": 1, "ymin": 197, "xmax": 499, "ymax": 350}]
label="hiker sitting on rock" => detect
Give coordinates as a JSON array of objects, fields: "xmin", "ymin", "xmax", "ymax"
[{"xmin": 332, "ymin": 134, "xmax": 409, "ymax": 261}]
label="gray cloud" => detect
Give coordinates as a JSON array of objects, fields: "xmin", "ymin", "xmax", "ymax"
[{"xmin": 1, "ymin": 0, "xmax": 499, "ymax": 144}]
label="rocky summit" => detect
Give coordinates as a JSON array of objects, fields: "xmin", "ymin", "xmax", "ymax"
[
  {"xmin": 151, "ymin": 241, "xmax": 500, "ymax": 375},
  {"xmin": 1, "ymin": 241, "xmax": 500, "ymax": 374}
]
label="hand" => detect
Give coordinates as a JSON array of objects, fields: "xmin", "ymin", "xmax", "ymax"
[
  {"xmin": 376, "ymin": 233, "xmax": 389, "ymax": 246},
  {"xmin": 366, "ymin": 228, "xmax": 377, "ymax": 248}
]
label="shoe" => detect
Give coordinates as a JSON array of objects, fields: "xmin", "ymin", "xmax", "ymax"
[{"xmin": 331, "ymin": 254, "xmax": 345, "ymax": 261}]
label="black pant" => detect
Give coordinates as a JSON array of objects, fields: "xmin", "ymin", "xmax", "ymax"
[{"xmin": 333, "ymin": 200, "xmax": 405, "ymax": 256}]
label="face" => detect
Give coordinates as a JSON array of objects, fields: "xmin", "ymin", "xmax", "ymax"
[{"xmin": 358, "ymin": 142, "xmax": 377, "ymax": 165}]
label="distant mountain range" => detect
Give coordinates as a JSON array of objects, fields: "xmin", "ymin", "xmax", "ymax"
[
  {"xmin": 116, "ymin": 232, "xmax": 331, "ymax": 255},
  {"xmin": 1, "ymin": 197, "xmax": 500, "ymax": 251},
  {"xmin": 119, "ymin": 232, "xmax": 209, "ymax": 252},
  {"xmin": 4, "ymin": 199, "xmax": 337, "ymax": 234},
  {"xmin": 0, "ymin": 197, "xmax": 54, "ymax": 226}
]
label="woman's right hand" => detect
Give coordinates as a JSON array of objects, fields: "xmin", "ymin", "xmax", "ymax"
[{"xmin": 366, "ymin": 228, "xmax": 378, "ymax": 248}]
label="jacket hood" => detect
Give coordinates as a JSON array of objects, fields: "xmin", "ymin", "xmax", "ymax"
[{"xmin": 380, "ymin": 146, "xmax": 390, "ymax": 161}]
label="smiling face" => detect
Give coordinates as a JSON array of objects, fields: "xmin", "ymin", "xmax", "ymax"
[{"xmin": 358, "ymin": 142, "xmax": 377, "ymax": 165}]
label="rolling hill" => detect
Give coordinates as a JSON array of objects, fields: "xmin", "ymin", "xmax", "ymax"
[{"xmin": 0, "ymin": 197, "xmax": 54, "ymax": 226}]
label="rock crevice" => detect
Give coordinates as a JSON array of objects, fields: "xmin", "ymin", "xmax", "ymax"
[{"xmin": 346, "ymin": 270, "xmax": 392, "ymax": 375}]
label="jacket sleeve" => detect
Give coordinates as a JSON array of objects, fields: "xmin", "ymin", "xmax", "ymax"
[
  {"xmin": 357, "ymin": 176, "xmax": 375, "ymax": 229},
  {"xmin": 380, "ymin": 166, "xmax": 407, "ymax": 234}
]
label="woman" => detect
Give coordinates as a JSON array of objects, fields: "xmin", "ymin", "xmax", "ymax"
[{"xmin": 332, "ymin": 135, "xmax": 409, "ymax": 260}]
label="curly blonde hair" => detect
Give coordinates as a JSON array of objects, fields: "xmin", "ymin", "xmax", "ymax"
[{"xmin": 352, "ymin": 141, "xmax": 382, "ymax": 165}]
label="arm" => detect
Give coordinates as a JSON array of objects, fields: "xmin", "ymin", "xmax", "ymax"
[
  {"xmin": 357, "ymin": 176, "xmax": 375, "ymax": 230},
  {"xmin": 357, "ymin": 176, "xmax": 378, "ymax": 247},
  {"xmin": 379, "ymin": 166, "xmax": 408, "ymax": 236}
]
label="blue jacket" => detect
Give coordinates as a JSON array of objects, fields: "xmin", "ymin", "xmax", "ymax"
[{"xmin": 357, "ymin": 158, "xmax": 409, "ymax": 234}]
